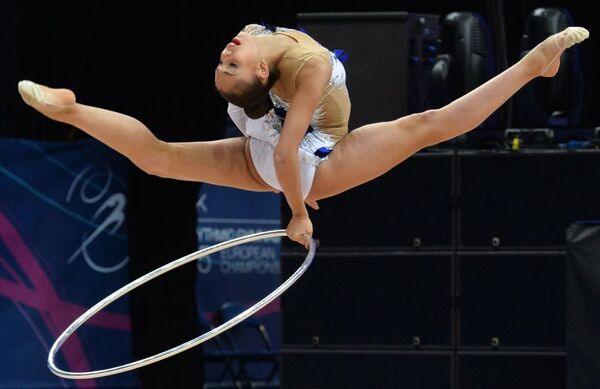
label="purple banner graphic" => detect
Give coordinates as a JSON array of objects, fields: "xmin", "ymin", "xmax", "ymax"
[{"xmin": 0, "ymin": 139, "xmax": 137, "ymax": 388}]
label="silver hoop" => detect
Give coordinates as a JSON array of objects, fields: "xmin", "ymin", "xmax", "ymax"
[{"xmin": 48, "ymin": 229, "xmax": 316, "ymax": 379}]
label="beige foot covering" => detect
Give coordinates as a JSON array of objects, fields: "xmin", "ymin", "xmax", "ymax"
[{"xmin": 18, "ymin": 80, "xmax": 76, "ymax": 108}]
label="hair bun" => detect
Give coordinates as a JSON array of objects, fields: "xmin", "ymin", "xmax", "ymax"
[{"xmin": 244, "ymin": 97, "xmax": 274, "ymax": 119}]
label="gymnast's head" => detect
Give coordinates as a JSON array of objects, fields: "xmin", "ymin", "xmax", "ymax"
[{"xmin": 215, "ymin": 31, "xmax": 279, "ymax": 119}]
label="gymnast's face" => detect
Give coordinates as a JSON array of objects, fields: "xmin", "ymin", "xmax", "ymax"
[{"xmin": 214, "ymin": 32, "xmax": 263, "ymax": 95}]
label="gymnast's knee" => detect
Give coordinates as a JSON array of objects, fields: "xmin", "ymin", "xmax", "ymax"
[
  {"xmin": 393, "ymin": 109, "xmax": 438, "ymax": 129},
  {"xmin": 392, "ymin": 109, "xmax": 441, "ymax": 145}
]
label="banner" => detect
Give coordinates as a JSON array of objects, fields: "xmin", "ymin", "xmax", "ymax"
[
  {"xmin": 195, "ymin": 184, "xmax": 281, "ymax": 381},
  {"xmin": 0, "ymin": 139, "xmax": 137, "ymax": 388}
]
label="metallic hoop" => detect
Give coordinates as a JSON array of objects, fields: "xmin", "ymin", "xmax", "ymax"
[{"xmin": 48, "ymin": 229, "xmax": 316, "ymax": 379}]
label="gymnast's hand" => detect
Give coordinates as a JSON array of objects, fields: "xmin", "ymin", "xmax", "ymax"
[{"xmin": 287, "ymin": 214, "xmax": 313, "ymax": 249}]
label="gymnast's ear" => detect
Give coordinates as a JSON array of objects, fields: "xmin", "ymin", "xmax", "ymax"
[{"xmin": 257, "ymin": 60, "xmax": 270, "ymax": 82}]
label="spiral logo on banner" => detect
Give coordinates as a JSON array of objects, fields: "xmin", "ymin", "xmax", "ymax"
[{"xmin": 65, "ymin": 165, "xmax": 128, "ymax": 273}]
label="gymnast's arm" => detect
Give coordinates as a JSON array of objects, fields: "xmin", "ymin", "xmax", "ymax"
[{"xmin": 275, "ymin": 58, "xmax": 330, "ymax": 245}]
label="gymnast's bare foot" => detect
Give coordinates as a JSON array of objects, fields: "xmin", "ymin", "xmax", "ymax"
[
  {"xmin": 524, "ymin": 26, "xmax": 589, "ymax": 78},
  {"xmin": 18, "ymin": 80, "xmax": 76, "ymax": 118}
]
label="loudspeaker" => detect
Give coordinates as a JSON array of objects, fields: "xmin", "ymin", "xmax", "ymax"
[
  {"xmin": 566, "ymin": 222, "xmax": 600, "ymax": 388},
  {"xmin": 459, "ymin": 253, "xmax": 565, "ymax": 347},
  {"xmin": 281, "ymin": 252, "xmax": 452, "ymax": 347},
  {"xmin": 459, "ymin": 354, "xmax": 565, "ymax": 389},
  {"xmin": 513, "ymin": 8, "xmax": 583, "ymax": 128},
  {"xmin": 297, "ymin": 12, "xmax": 439, "ymax": 131},
  {"xmin": 431, "ymin": 12, "xmax": 500, "ymax": 132},
  {"xmin": 282, "ymin": 351, "xmax": 451, "ymax": 389},
  {"xmin": 282, "ymin": 152, "xmax": 454, "ymax": 250},
  {"xmin": 459, "ymin": 151, "xmax": 600, "ymax": 248}
]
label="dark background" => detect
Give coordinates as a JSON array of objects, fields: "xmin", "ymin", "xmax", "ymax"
[
  {"xmin": 2, "ymin": 1, "xmax": 598, "ymax": 388},
  {"xmin": 1, "ymin": 0, "xmax": 598, "ymax": 141}
]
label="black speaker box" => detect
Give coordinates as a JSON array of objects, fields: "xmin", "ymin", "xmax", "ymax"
[
  {"xmin": 297, "ymin": 12, "xmax": 439, "ymax": 131},
  {"xmin": 513, "ymin": 8, "xmax": 583, "ymax": 128},
  {"xmin": 459, "ymin": 354, "xmax": 565, "ymax": 389},
  {"xmin": 566, "ymin": 222, "xmax": 600, "ymax": 389},
  {"xmin": 282, "ymin": 351, "xmax": 451, "ymax": 389},
  {"xmin": 459, "ymin": 151, "xmax": 600, "ymax": 249},
  {"xmin": 282, "ymin": 152, "xmax": 454, "ymax": 250},
  {"xmin": 281, "ymin": 252, "xmax": 452, "ymax": 347},
  {"xmin": 459, "ymin": 253, "xmax": 565, "ymax": 347}
]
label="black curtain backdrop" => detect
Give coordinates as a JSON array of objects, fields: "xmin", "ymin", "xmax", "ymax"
[
  {"xmin": 127, "ymin": 175, "xmax": 204, "ymax": 387},
  {"xmin": 3, "ymin": 0, "xmax": 600, "ymax": 129},
  {"xmin": 3, "ymin": 0, "xmax": 599, "ymax": 136}
]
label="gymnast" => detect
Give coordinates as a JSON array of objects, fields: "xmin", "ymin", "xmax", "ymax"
[{"xmin": 18, "ymin": 24, "xmax": 589, "ymax": 248}]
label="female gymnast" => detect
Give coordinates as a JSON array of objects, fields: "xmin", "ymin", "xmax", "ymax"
[{"xmin": 18, "ymin": 24, "xmax": 589, "ymax": 248}]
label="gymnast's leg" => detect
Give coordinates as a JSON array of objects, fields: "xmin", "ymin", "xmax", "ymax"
[
  {"xmin": 308, "ymin": 27, "xmax": 589, "ymax": 201},
  {"xmin": 18, "ymin": 81, "xmax": 271, "ymax": 192}
]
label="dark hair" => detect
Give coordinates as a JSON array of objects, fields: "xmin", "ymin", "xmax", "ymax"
[{"xmin": 218, "ymin": 68, "xmax": 280, "ymax": 119}]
